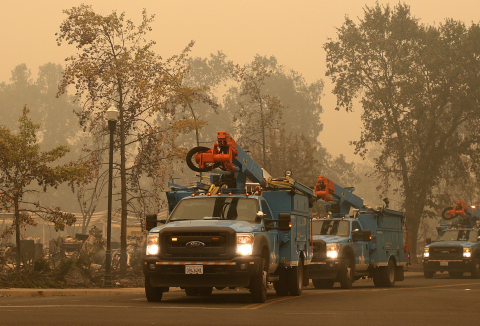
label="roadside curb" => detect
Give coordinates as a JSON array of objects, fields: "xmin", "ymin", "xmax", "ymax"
[
  {"xmin": 0, "ymin": 272, "xmax": 423, "ymax": 298},
  {"xmin": 0, "ymin": 287, "xmax": 184, "ymax": 298},
  {"xmin": 0, "ymin": 288, "xmax": 144, "ymax": 298}
]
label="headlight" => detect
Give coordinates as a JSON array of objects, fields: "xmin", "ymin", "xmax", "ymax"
[
  {"xmin": 423, "ymin": 248, "xmax": 429, "ymax": 258},
  {"xmin": 236, "ymin": 233, "xmax": 254, "ymax": 256},
  {"xmin": 146, "ymin": 234, "xmax": 159, "ymax": 255},
  {"xmin": 463, "ymin": 247, "xmax": 472, "ymax": 258},
  {"xmin": 326, "ymin": 243, "xmax": 340, "ymax": 259}
]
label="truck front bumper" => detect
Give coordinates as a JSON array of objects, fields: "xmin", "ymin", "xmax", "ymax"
[
  {"xmin": 423, "ymin": 259, "xmax": 475, "ymax": 273},
  {"xmin": 143, "ymin": 256, "xmax": 261, "ymax": 288},
  {"xmin": 308, "ymin": 259, "xmax": 341, "ymax": 279}
]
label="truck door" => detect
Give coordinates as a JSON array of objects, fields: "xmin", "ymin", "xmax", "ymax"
[
  {"xmin": 260, "ymin": 199, "xmax": 279, "ymax": 273},
  {"xmin": 352, "ymin": 220, "xmax": 369, "ymax": 271}
]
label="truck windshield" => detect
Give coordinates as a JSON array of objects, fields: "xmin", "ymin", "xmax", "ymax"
[
  {"xmin": 312, "ymin": 220, "xmax": 350, "ymax": 237},
  {"xmin": 437, "ymin": 229, "xmax": 479, "ymax": 242},
  {"xmin": 169, "ymin": 197, "xmax": 260, "ymax": 223}
]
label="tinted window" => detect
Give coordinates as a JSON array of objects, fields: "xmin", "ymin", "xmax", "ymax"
[
  {"xmin": 260, "ymin": 201, "xmax": 272, "ymax": 219},
  {"xmin": 352, "ymin": 221, "xmax": 362, "ymax": 233},
  {"xmin": 169, "ymin": 197, "xmax": 259, "ymax": 222},
  {"xmin": 312, "ymin": 220, "xmax": 350, "ymax": 237},
  {"xmin": 438, "ymin": 229, "xmax": 479, "ymax": 243}
]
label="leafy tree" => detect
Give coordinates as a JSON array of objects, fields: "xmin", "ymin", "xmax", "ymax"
[
  {"xmin": 0, "ymin": 107, "xmax": 89, "ymax": 272},
  {"xmin": 323, "ymin": 154, "xmax": 360, "ymax": 189},
  {"xmin": 180, "ymin": 52, "xmax": 231, "ymax": 147},
  {"xmin": 225, "ymin": 58, "xmax": 285, "ymax": 170},
  {"xmin": 324, "ymin": 2, "xmax": 480, "ymax": 259},
  {"xmin": 0, "ymin": 63, "xmax": 80, "ymax": 151},
  {"xmin": 75, "ymin": 129, "xmax": 108, "ymax": 234},
  {"xmin": 0, "ymin": 63, "xmax": 83, "ymax": 213},
  {"xmin": 253, "ymin": 56, "xmax": 324, "ymax": 147},
  {"xmin": 267, "ymin": 129, "xmax": 320, "ymax": 184},
  {"xmin": 223, "ymin": 55, "xmax": 326, "ymax": 176},
  {"xmin": 56, "ymin": 5, "xmax": 203, "ymax": 272}
]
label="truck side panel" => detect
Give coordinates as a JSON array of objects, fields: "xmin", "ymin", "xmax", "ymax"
[
  {"xmin": 262, "ymin": 191, "xmax": 311, "ymax": 266},
  {"xmin": 359, "ymin": 214, "xmax": 409, "ymax": 265}
]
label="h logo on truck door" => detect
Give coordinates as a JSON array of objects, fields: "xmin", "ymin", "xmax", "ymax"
[{"xmin": 186, "ymin": 241, "xmax": 205, "ymax": 249}]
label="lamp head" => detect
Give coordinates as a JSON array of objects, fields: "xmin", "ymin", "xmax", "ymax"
[{"xmin": 106, "ymin": 106, "xmax": 119, "ymax": 121}]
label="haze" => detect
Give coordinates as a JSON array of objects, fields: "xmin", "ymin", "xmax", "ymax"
[{"xmin": 1, "ymin": 0, "xmax": 479, "ymax": 161}]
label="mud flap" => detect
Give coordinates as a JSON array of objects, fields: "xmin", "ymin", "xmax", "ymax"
[
  {"xmin": 395, "ymin": 265, "xmax": 404, "ymax": 281},
  {"xmin": 303, "ymin": 265, "xmax": 310, "ymax": 287}
]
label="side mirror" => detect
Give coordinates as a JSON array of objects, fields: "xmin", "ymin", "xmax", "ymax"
[
  {"xmin": 256, "ymin": 211, "xmax": 265, "ymax": 222},
  {"xmin": 363, "ymin": 229, "xmax": 372, "ymax": 242},
  {"xmin": 425, "ymin": 238, "xmax": 431, "ymax": 245},
  {"xmin": 262, "ymin": 212, "xmax": 291, "ymax": 231},
  {"xmin": 278, "ymin": 213, "xmax": 291, "ymax": 231},
  {"xmin": 145, "ymin": 214, "xmax": 165, "ymax": 231}
]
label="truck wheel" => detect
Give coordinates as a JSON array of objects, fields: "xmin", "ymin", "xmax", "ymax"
[
  {"xmin": 250, "ymin": 258, "xmax": 267, "ymax": 303},
  {"xmin": 274, "ymin": 268, "xmax": 289, "ymax": 296},
  {"xmin": 288, "ymin": 258, "xmax": 304, "ymax": 296},
  {"xmin": 197, "ymin": 287, "xmax": 213, "ymax": 296},
  {"xmin": 471, "ymin": 258, "xmax": 480, "ymax": 278},
  {"xmin": 312, "ymin": 279, "xmax": 335, "ymax": 289},
  {"xmin": 185, "ymin": 287, "xmax": 199, "ymax": 296},
  {"xmin": 145, "ymin": 276, "xmax": 164, "ymax": 302},
  {"xmin": 449, "ymin": 271, "xmax": 463, "ymax": 278},
  {"xmin": 424, "ymin": 270, "xmax": 435, "ymax": 279},
  {"xmin": 381, "ymin": 259, "xmax": 396, "ymax": 287},
  {"xmin": 339, "ymin": 257, "xmax": 355, "ymax": 289}
]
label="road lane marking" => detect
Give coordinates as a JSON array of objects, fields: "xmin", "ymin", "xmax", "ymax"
[{"xmin": 242, "ymin": 296, "xmax": 296, "ymax": 309}]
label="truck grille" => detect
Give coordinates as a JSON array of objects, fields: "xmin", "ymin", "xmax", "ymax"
[
  {"xmin": 159, "ymin": 227, "xmax": 236, "ymax": 260},
  {"xmin": 428, "ymin": 245, "xmax": 463, "ymax": 260}
]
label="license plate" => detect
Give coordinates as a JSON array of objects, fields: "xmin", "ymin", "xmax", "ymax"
[
  {"xmin": 185, "ymin": 265, "xmax": 203, "ymax": 274},
  {"xmin": 440, "ymin": 261, "xmax": 448, "ymax": 266}
]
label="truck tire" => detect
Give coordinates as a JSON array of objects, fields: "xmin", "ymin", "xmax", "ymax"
[
  {"xmin": 288, "ymin": 258, "xmax": 304, "ymax": 296},
  {"xmin": 185, "ymin": 287, "xmax": 199, "ymax": 296},
  {"xmin": 339, "ymin": 257, "xmax": 355, "ymax": 289},
  {"xmin": 197, "ymin": 287, "xmax": 213, "ymax": 296},
  {"xmin": 145, "ymin": 276, "xmax": 164, "ymax": 302},
  {"xmin": 274, "ymin": 268, "xmax": 289, "ymax": 296},
  {"xmin": 312, "ymin": 279, "xmax": 335, "ymax": 289},
  {"xmin": 471, "ymin": 258, "xmax": 480, "ymax": 278},
  {"xmin": 423, "ymin": 270, "xmax": 435, "ymax": 278},
  {"xmin": 381, "ymin": 259, "xmax": 396, "ymax": 287},
  {"xmin": 250, "ymin": 258, "xmax": 267, "ymax": 303}
]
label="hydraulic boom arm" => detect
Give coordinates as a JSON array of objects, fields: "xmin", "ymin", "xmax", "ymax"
[{"xmin": 313, "ymin": 176, "xmax": 363, "ymax": 215}]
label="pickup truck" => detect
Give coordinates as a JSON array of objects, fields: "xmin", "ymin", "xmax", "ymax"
[{"xmin": 423, "ymin": 200, "xmax": 480, "ymax": 278}]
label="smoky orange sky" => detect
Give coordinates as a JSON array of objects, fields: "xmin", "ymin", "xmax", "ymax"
[{"xmin": 1, "ymin": 0, "xmax": 479, "ymax": 162}]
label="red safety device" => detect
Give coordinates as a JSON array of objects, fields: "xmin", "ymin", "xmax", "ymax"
[
  {"xmin": 193, "ymin": 131, "xmax": 239, "ymax": 172},
  {"xmin": 447, "ymin": 200, "xmax": 468, "ymax": 218},
  {"xmin": 313, "ymin": 176, "xmax": 335, "ymax": 201}
]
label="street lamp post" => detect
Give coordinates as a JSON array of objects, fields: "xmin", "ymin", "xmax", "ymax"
[{"xmin": 104, "ymin": 106, "xmax": 119, "ymax": 287}]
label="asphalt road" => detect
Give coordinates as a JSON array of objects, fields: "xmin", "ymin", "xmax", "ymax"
[{"xmin": 1, "ymin": 272, "xmax": 480, "ymax": 326}]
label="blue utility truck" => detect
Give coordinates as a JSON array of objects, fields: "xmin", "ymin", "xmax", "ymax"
[
  {"xmin": 423, "ymin": 200, "xmax": 480, "ymax": 278},
  {"xmin": 143, "ymin": 132, "xmax": 314, "ymax": 302},
  {"xmin": 309, "ymin": 176, "xmax": 410, "ymax": 288}
]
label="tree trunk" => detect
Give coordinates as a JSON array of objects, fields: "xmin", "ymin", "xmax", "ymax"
[
  {"xmin": 14, "ymin": 197, "xmax": 21, "ymax": 273},
  {"xmin": 404, "ymin": 194, "xmax": 425, "ymax": 263},
  {"xmin": 119, "ymin": 108, "xmax": 128, "ymax": 274}
]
